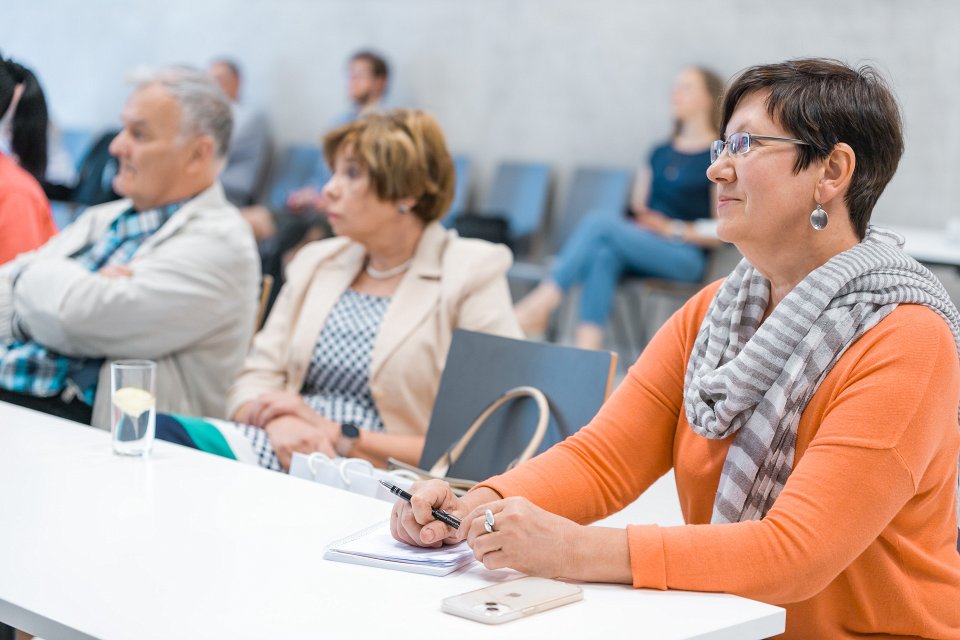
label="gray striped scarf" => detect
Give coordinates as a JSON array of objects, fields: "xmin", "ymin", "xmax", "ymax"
[{"xmin": 684, "ymin": 226, "xmax": 960, "ymax": 524}]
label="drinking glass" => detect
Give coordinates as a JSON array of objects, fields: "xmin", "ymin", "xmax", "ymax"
[{"xmin": 110, "ymin": 360, "xmax": 157, "ymax": 456}]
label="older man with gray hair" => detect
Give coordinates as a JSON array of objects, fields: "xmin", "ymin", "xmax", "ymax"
[{"xmin": 0, "ymin": 66, "xmax": 260, "ymax": 428}]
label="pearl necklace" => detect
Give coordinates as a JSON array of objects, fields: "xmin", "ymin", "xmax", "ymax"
[{"xmin": 365, "ymin": 258, "xmax": 413, "ymax": 280}]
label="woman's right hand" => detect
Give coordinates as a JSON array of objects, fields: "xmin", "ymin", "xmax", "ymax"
[
  {"xmin": 390, "ymin": 481, "xmax": 501, "ymax": 548},
  {"xmin": 390, "ymin": 479, "xmax": 468, "ymax": 548}
]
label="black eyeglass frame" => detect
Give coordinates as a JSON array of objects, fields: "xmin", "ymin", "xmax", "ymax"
[{"xmin": 710, "ymin": 132, "xmax": 809, "ymax": 164}]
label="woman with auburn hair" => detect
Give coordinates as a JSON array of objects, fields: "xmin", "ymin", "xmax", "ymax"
[
  {"xmin": 393, "ymin": 60, "xmax": 960, "ymax": 638},
  {"xmin": 157, "ymin": 109, "xmax": 521, "ymax": 471},
  {"xmin": 0, "ymin": 53, "xmax": 56, "ymax": 264}
]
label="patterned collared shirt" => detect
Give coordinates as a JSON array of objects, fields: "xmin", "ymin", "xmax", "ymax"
[{"xmin": 0, "ymin": 201, "xmax": 185, "ymax": 404}]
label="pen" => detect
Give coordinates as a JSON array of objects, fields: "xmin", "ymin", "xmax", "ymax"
[{"xmin": 379, "ymin": 480, "xmax": 461, "ymax": 529}]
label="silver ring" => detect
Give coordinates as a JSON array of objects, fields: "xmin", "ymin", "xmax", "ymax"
[{"xmin": 483, "ymin": 508, "xmax": 495, "ymax": 533}]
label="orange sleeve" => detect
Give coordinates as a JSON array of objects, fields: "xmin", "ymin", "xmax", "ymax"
[
  {"xmin": 627, "ymin": 307, "xmax": 959, "ymax": 603},
  {"xmin": 478, "ymin": 284, "xmax": 717, "ymax": 523},
  {"xmin": 483, "ymin": 297, "xmax": 958, "ymax": 606},
  {"xmin": 0, "ymin": 192, "xmax": 55, "ymax": 264}
]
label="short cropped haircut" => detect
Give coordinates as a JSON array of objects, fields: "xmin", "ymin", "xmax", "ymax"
[
  {"xmin": 323, "ymin": 109, "xmax": 455, "ymax": 224},
  {"xmin": 131, "ymin": 66, "xmax": 233, "ymax": 158},
  {"xmin": 721, "ymin": 58, "xmax": 903, "ymax": 239},
  {"xmin": 350, "ymin": 50, "xmax": 389, "ymax": 80}
]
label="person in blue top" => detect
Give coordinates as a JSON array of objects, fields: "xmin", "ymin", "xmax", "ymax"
[{"xmin": 515, "ymin": 67, "xmax": 725, "ymax": 350}]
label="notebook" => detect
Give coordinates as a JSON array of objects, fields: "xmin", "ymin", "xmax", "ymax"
[{"xmin": 324, "ymin": 520, "xmax": 475, "ymax": 576}]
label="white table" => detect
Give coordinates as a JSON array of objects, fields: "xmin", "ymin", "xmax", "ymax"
[{"xmin": 0, "ymin": 402, "xmax": 784, "ymax": 639}]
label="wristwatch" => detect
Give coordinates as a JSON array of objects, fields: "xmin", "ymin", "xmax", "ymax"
[
  {"xmin": 670, "ymin": 220, "xmax": 687, "ymax": 241},
  {"xmin": 335, "ymin": 422, "xmax": 361, "ymax": 457}
]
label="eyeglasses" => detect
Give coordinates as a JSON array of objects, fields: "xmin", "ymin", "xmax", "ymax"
[{"xmin": 710, "ymin": 132, "xmax": 809, "ymax": 164}]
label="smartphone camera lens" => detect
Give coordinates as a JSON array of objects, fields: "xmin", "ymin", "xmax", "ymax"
[{"xmin": 474, "ymin": 601, "xmax": 510, "ymax": 616}]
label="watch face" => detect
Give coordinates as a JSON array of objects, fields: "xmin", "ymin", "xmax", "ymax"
[{"xmin": 341, "ymin": 423, "xmax": 361, "ymax": 439}]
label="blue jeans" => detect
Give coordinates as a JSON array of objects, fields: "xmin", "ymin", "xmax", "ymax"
[{"xmin": 550, "ymin": 211, "xmax": 706, "ymax": 326}]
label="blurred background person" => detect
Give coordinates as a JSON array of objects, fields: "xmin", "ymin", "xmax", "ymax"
[
  {"xmin": 0, "ymin": 66, "xmax": 259, "ymax": 426},
  {"xmin": 285, "ymin": 49, "xmax": 392, "ymax": 212},
  {"xmin": 248, "ymin": 49, "xmax": 391, "ymax": 230},
  {"xmin": 0, "ymin": 53, "xmax": 56, "ymax": 264},
  {"xmin": 514, "ymin": 67, "xmax": 724, "ymax": 349},
  {"xmin": 243, "ymin": 49, "xmax": 392, "ymax": 321},
  {"xmin": 209, "ymin": 57, "xmax": 272, "ymax": 208}
]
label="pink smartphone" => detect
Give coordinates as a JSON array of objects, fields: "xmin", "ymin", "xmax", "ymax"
[{"xmin": 441, "ymin": 577, "xmax": 583, "ymax": 624}]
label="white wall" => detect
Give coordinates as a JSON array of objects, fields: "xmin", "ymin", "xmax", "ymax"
[{"xmin": 4, "ymin": 0, "xmax": 959, "ymax": 227}]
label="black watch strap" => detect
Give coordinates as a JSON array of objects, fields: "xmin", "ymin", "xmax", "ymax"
[{"xmin": 335, "ymin": 423, "xmax": 361, "ymax": 457}]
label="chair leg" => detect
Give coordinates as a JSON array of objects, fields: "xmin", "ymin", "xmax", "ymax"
[
  {"xmin": 551, "ymin": 286, "xmax": 581, "ymax": 345},
  {"xmin": 609, "ymin": 288, "xmax": 641, "ymax": 371},
  {"xmin": 633, "ymin": 287, "xmax": 654, "ymax": 353}
]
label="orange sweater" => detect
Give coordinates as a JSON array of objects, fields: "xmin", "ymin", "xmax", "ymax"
[
  {"xmin": 0, "ymin": 152, "xmax": 56, "ymax": 264},
  {"xmin": 482, "ymin": 281, "xmax": 960, "ymax": 639}
]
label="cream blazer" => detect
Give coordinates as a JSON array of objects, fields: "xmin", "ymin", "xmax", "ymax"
[
  {"xmin": 0, "ymin": 182, "xmax": 260, "ymax": 429},
  {"xmin": 226, "ymin": 222, "xmax": 523, "ymax": 436}
]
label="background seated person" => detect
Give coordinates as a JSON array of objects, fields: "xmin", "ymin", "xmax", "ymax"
[
  {"xmin": 0, "ymin": 66, "xmax": 260, "ymax": 428},
  {"xmin": 392, "ymin": 60, "xmax": 960, "ymax": 639},
  {"xmin": 241, "ymin": 50, "xmax": 392, "ymax": 319},
  {"xmin": 40, "ymin": 127, "xmax": 121, "ymax": 210},
  {"xmin": 208, "ymin": 57, "xmax": 272, "ymax": 208},
  {"xmin": 514, "ymin": 67, "xmax": 724, "ymax": 349},
  {"xmin": 281, "ymin": 49, "xmax": 392, "ymax": 217},
  {"xmin": 240, "ymin": 49, "xmax": 391, "ymax": 243},
  {"xmin": 156, "ymin": 109, "xmax": 522, "ymax": 471},
  {"xmin": 0, "ymin": 54, "xmax": 56, "ymax": 264}
]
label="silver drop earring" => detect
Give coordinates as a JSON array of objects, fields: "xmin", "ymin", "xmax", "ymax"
[
  {"xmin": 398, "ymin": 203, "xmax": 410, "ymax": 213},
  {"xmin": 810, "ymin": 203, "xmax": 829, "ymax": 230}
]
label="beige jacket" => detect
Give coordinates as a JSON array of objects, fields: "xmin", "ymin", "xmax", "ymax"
[
  {"xmin": 226, "ymin": 222, "xmax": 522, "ymax": 436},
  {"xmin": 0, "ymin": 182, "xmax": 260, "ymax": 428}
]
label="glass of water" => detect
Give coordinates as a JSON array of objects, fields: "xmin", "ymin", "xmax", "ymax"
[{"xmin": 110, "ymin": 360, "xmax": 157, "ymax": 456}]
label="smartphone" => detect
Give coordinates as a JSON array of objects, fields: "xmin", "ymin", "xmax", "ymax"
[{"xmin": 441, "ymin": 577, "xmax": 583, "ymax": 625}]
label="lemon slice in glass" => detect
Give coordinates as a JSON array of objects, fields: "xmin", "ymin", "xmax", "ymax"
[{"xmin": 112, "ymin": 387, "xmax": 156, "ymax": 417}]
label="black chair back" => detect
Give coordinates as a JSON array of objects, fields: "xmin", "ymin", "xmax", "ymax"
[{"xmin": 419, "ymin": 329, "xmax": 616, "ymax": 482}]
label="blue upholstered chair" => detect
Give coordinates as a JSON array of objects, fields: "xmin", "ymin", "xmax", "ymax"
[
  {"xmin": 262, "ymin": 145, "xmax": 323, "ymax": 213},
  {"xmin": 416, "ymin": 329, "xmax": 616, "ymax": 483},
  {"xmin": 508, "ymin": 165, "xmax": 631, "ymax": 283},
  {"xmin": 442, "ymin": 154, "xmax": 472, "ymax": 229}
]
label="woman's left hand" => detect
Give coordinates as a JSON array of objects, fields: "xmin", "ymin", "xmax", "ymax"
[
  {"xmin": 634, "ymin": 209, "xmax": 672, "ymax": 236},
  {"xmin": 247, "ymin": 390, "xmax": 315, "ymax": 428},
  {"xmin": 462, "ymin": 496, "xmax": 582, "ymax": 578},
  {"xmin": 264, "ymin": 415, "xmax": 337, "ymax": 470}
]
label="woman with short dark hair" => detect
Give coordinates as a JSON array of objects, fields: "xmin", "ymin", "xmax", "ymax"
[
  {"xmin": 393, "ymin": 59, "xmax": 960, "ymax": 638},
  {"xmin": 0, "ymin": 53, "xmax": 56, "ymax": 264}
]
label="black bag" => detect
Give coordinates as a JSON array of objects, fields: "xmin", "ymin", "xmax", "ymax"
[
  {"xmin": 45, "ymin": 130, "xmax": 121, "ymax": 206},
  {"xmin": 71, "ymin": 129, "xmax": 121, "ymax": 206},
  {"xmin": 452, "ymin": 212, "xmax": 510, "ymax": 247}
]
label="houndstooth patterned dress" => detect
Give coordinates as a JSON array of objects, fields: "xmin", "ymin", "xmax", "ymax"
[{"xmin": 236, "ymin": 288, "xmax": 391, "ymax": 470}]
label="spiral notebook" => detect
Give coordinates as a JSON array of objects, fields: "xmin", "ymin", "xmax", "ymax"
[{"xmin": 324, "ymin": 520, "xmax": 475, "ymax": 576}]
